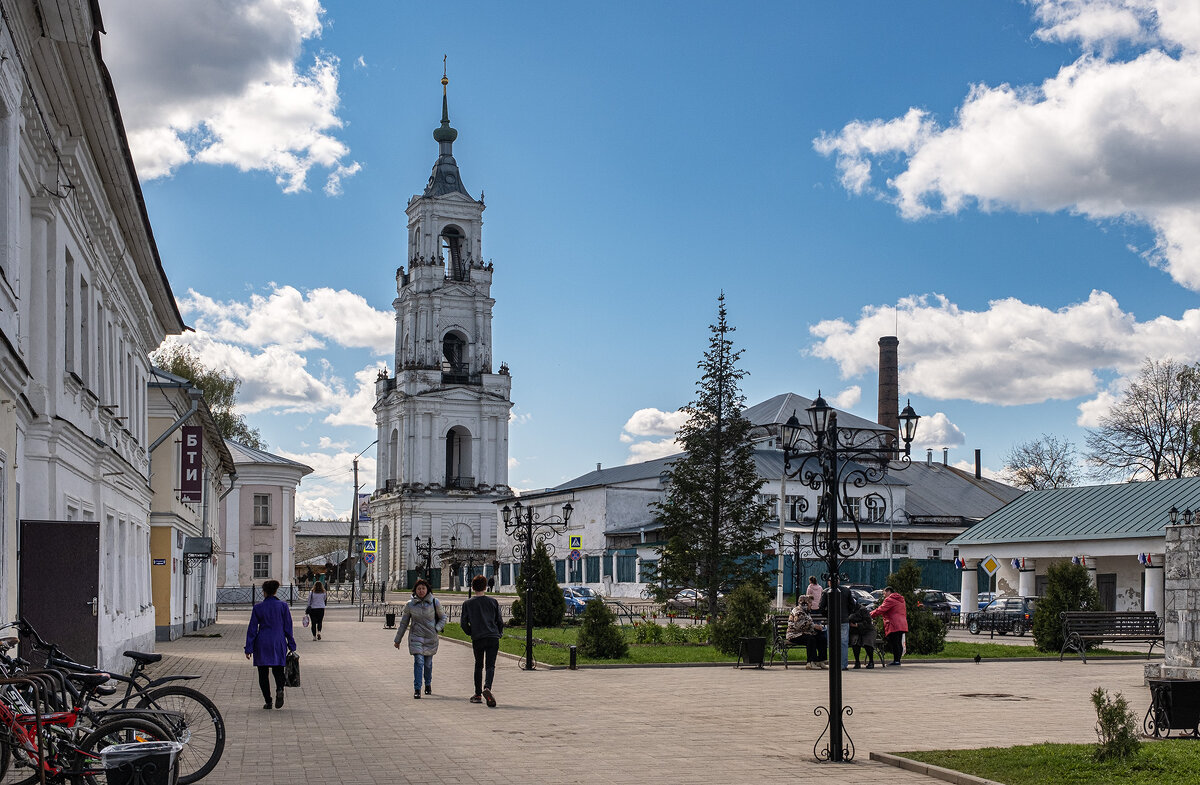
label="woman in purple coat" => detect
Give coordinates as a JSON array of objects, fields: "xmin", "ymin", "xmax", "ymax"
[{"xmin": 245, "ymin": 580, "xmax": 297, "ymax": 709}]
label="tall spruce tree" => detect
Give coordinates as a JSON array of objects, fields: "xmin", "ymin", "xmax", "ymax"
[{"xmin": 653, "ymin": 295, "xmax": 771, "ymax": 617}]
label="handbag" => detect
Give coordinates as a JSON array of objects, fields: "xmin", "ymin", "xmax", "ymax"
[
  {"xmin": 302, "ymin": 615, "xmax": 310, "ymax": 628},
  {"xmin": 284, "ymin": 651, "xmax": 301, "ymax": 688}
]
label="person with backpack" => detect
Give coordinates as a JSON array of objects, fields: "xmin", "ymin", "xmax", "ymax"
[
  {"xmin": 461, "ymin": 574, "xmax": 505, "ymax": 706},
  {"xmin": 393, "ymin": 578, "xmax": 445, "ymax": 698}
]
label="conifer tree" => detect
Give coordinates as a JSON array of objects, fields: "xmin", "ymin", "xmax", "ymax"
[
  {"xmin": 510, "ymin": 541, "xmax": 565, "ymax": 627},
  {"xmin": 653, "ymin": 295, "xmax": 771, "ymax": 617}
]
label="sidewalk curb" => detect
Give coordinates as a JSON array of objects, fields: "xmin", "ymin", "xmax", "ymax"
[{"xmin": 870, "ymin": 752, "xmax": 1006, "ymax": 785}]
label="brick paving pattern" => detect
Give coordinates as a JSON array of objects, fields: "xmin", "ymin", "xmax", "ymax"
[{"xmin": 13, "ymin": 605, "xmax": 1159, "ymax": 784}]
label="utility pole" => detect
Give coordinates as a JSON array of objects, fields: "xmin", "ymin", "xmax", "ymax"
[{"xmin": 348, "ymin": 458, "xmax": 360, "ymax": 604}]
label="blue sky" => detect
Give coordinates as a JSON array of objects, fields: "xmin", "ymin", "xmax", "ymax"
[{"xmin": 101, "ymin": 1, "xmax": 1200, "ymax": 517}]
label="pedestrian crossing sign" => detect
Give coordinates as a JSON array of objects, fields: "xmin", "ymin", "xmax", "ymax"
[
  {"xmin": 363, "ymin": 538, "xmax": 377, "ymax": 553},
  {"xmin": 569, "ymin": 535, "xmax": 582, "ymax": 551}
]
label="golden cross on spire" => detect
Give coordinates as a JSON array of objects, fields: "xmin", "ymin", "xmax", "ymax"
[{"xmin": 442, "ymin": 55, "xmax": 448, "ymax": 93}]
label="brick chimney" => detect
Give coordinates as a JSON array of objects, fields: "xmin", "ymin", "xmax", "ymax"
[{"xmin": 877, "ymin": 336, "xmax": 899, "ymax": 438}]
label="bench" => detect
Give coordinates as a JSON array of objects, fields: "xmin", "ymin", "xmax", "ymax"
[
  {"xmin": 1059, "ymin": 611, "xmax": 1163, "ymax": 663},
  {"xmin": 767, "ymin": 612, "xmax": 828, "ymax": 668}
]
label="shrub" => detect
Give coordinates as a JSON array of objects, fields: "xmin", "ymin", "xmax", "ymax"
[
  {"xmin": 1033, "ymin": 561, "xmax": 1100, "ymax": 652},
  {"xmin": 709, "ymin": 583, "xmax": 770, "ymax": 656},
  {"xmin": 885, "ymin": 560, "xmax": 947, "ymax": 655},
  {"xmin": 1091, "ymin": 687, "xmax": 1141, "ymax": 761},
  {"xmin": 632, "ymin": 621, "xmax": 663, "ymax": 644},
  {"xmin": 686, "ymin": 623, "xmax": 711, "ymax": 644},
  {"xmin": 661, "ymin": 622, "xmax": 687, "ymax": 644},
  {"xmin": 576, "ymin": 599, "xmax": 628, "ymax": 659},
  {"xmin": 510, "ymin": 542, "xmax": 565, "ymax": 627}
]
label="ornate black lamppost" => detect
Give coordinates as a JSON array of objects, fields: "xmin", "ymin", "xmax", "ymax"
[
  {"xmin": 780, "ymin": 393, "xmax": 919, "ymax": 762},
  {"xmin": 449, "ymin": 536, "xmax": 486, "ymax": 594},
  {"xmin": 413, "ymin": 535, "xmax": 434, "ymax": 584},
  {"xmin": 1168, "ymin": 506, "xmax": 1195, "ymax": 526},
  {"xmin": 782, "ymin": 532, "xmax": 818, "ymax": 603},
  {"xmin": 501, "ymin": 499, "xmax": 573, "ymax": 670}
]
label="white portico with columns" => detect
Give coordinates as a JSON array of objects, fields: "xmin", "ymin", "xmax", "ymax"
[
  {"xmin": 950, "ymin": 477, "xmax": 1200, "ymax": 620},
  {"xmin": 369, "ymin": 73, "xmax": 511, "ymax": 588}
]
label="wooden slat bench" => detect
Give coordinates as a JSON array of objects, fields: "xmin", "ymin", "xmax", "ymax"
[
  {"xmin": 768, "ymin": 615, "xmax": 795, "ymax": 668},
  {"xmin": 1059, "ymin": 611, "xmax": 1163, "ymax": 663}
]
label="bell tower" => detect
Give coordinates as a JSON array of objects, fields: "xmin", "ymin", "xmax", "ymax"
[{"xmin": 369, "ymin": 69, "xmax": 512, "ymax": 591}]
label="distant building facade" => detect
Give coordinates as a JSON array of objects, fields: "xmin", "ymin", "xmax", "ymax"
[
  {"xmin": 369, "ymin": 76, "xmax": 511, "ymax": 589},
  {"xmin": 0, "ymin": 2, "xmax": 187, "ymax": 671},
  {"xmin": 218, "ymin": 443, "xmax": 312, "ymax": 589},
  {"xmin": 147, "ymin": 370, "xmax": 235, "ymax": 640}
]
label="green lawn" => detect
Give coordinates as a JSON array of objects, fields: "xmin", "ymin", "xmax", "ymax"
[{"xmin": 901, "ymin": 742, "xmax": 1200, "ymax": 785}]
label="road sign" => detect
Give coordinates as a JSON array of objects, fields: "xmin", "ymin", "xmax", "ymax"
[
  {"xmin": 980, "ymin": 554, "xmax": 1001, "ymax": 576},
  {"xmin": 569, "ymin": 550, "xmax": 582, "ymax": 561},
  {"xmin": 364, "ymin": 552, "xmax": 376, "ymax": 565},
  {"xmin": 569, "ymin": 535, "xmax": 582, "ymax": 551},
  {"xmin": 363, "ymin": 538, "xmax": 377, "ymax": 553}
]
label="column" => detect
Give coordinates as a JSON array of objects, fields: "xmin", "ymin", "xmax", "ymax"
[
  {"xmin": 959, "ymin": 560, "xmax": 978, "ymax": 623},
  {"xmin": 1018, "ymin": 559, "xmax": 1036, "ymax": 598},
  {"xmin": 1145, "ymin": 561, "xmax": 1164, "ymax": 617},
  {"xmin": 224, "ymin": 487, "xmax": 241, "ymax": 587},
  {"xmin": 1084, "ymin": 556, "xmax": 1097, "ymax": 585}
]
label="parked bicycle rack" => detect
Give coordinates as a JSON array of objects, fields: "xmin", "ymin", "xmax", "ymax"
[{"xmin": 2, "ymin": 675, "xmax": 48, "ymax": 785}]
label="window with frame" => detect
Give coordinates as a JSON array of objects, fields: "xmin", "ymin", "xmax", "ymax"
[
  {"xmin": 892, "ymin": 542, "xmax": 909, "ymax": 554},
  {"xmin": 861, "ymin": 542, "xmax": 882, "ymax": 555},
  {"xmin": 253, "ymin": 553, "xmax": 270, "ymax": 579},
  {"xmin": 930, "ymin": 548, "xmax": 942, "ymax": 560},
  {"xmin": 568, "ymin": 558, "xmax": 582, "ymax": 582},
  {"xmin": 253, "ymin": 494, "xmax": 271, "ymax": 526},
  {"xmin": 848, "ymin": 496, "xmax": 885, "ymax": 522}
]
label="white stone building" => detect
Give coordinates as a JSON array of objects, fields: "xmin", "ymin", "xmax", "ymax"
[
  {"xmin": 147, "ymin": 369, "xmax": 235, "ymax": 640},
  {"xmin": 218, "ymin": 443, "xmax": 312, "ymax": 590},
  {"xmin": 0, "ymin": 1, "xmax": 187, "ymax": 670},
  {"xmin": 368, "ymin": 76, "xmax": 511, "ymax": 589},
  {"xmin": 949, "ymin": 476, "xmax": 1200, "ymax": 619}
]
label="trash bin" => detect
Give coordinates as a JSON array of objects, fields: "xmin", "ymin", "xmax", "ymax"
[
  {"xmin": 385, "ymin": 611, "xmax": 396, "ymax": 628},
  {"xmin": 102, "ymin": 741, "xmax": 183, "ymax": 785},
  {"xmin": 738, "ymin": 637, "xmax": 766, "ymax": 668}
]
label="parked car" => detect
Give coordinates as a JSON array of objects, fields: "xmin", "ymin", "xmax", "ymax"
[
  {"xmin": 916, "ymin": 589, "xmax": 956, "ymax": 620},
  {"xmin": 562, "ymin": 587, "xmax": 589, "ymax": 613},
  {"xmin": 966, "ymin": 597, "xmax": 1038, "ymax": 635},
  {"xmin": 976, "ymin": 591, "xmax": 998, "ymax": 609},
  {"xmin": 849, "ymin": 588, "xmax": 877, "ymax": 609},
  {"xmin": 566, "ymin": 586, "xmax": 603, "ymax": 604},
  {"xmin": 666, "ymin": 588, "xmax": 723, "ymax": 611}
]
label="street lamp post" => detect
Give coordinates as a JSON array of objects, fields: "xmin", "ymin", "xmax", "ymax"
[
  {"xmin": 413, "ymin": 535, "xmax": 434, "ymax": 583},
  {"xmin": 449, "ymin": 536, "xmax": 485, "ymax": 594},
  {"xmin": 347, "ymin": 440, "xmax": 378, "ymax": 604},
  {"xmin": 1168, "ymin": 506, "xmax": 1195, "ymax": 526},
  {"xmin": 780, "ymin": 393, "xmax": 919, "ymax": 762},
  {"xmin": 502, "ymin": 499, "xmax": 573, "ymax": 671}
]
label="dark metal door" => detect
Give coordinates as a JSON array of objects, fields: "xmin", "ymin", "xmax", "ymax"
[
  {"xmin": 18, "ymin": 519, "xmax": 100, "ymax": 666},
  {"xmin": 1097, "ymin": 573, "xmax": 1117, "ymax": 611}
]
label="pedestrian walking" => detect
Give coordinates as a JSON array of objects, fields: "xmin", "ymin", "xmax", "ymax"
[
  {"xmin": 786, "ymin": 596, "xmax": 827, "ymax": 669},
  {"xmin": 393, "ymin": 578, "xmax": 446, "ymax": 698},
  {"xmin": 848, "ymin": 603, "xmax": 879, "ymax": 668},
  {"xmin": 244, "ymin": 579, "xmax": 297, "ymax": 710},
  {"xmin": 870, "ymin": 585, "xmax": 909, "ymax": 666},
  {"xmin": 306, "ymin": 581, "xmax": 327, "ymax": 640},
  {"xmin": 461, "ymin": 574, "xmax": 504, "ymax": 707},
  {"xmin": 486, "ymin": 575, "xmax": 495, "ymax": 593},
  {"xmin": 819, "ymin": 584, "xmax": 855, "ymax": 671}
]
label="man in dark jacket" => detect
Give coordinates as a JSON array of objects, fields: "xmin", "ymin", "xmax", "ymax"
[
  {"xmin": 461, "ymin": 574, "xmax": 505, "ymax": 707},
  {"xmin": 819, "ymin": 584, "xmax": 856, "ymax": 671}
]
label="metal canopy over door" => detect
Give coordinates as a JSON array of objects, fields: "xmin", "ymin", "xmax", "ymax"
[{"xmin": 18, "ymin": 519, "xmax": 100, "ymax": 666}]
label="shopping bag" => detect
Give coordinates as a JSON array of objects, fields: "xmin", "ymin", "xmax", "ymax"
[
  {"xmin": 302, "ymin": 615, "xmax": 310, "ymax": 628},
  {"xmin": 284, "ymin": 651, "xmax": 301, "ymax": 688}
]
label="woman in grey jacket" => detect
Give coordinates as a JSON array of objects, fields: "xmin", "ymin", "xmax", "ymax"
[{"xmin": 393, "ymin": 579, "xmax": 445, "ymax": 698}]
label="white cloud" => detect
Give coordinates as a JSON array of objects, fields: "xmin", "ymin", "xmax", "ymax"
[
  {"xmin": 1077, "ymin": 389, "xmax": 1120, "ymax": 427},
  {"xmin": 324, "ymin": 365, "xmax": 385, "ymax": 428},
  {"xmin": 625, "ymin": 438, "xmax": 681, "ymax": 464},
  {"xmin": 180, "ymin": 286, "xmax": 392, "ymax": 353},
  {"xmin": 951, "ymin": 459, "xmax": 1003, "ymax": 482},
  {"xmin": 831, "ymin": 385, "xmax": 861, "ymax": 410},
  {"xmin": 815, "ymin": 0, "xmax": 1200, "ymax": 290},
  {"xmin": 288, "ymin": 447, "xmax": 376, "ymax": 520},
  {"xmin": 912, "ymin": 412, "xmax": 967, "ymax": 450},
  {"xmin": 622, "ymin": 408, "xmax": 688, "ymax": 437},
  {"xmin": 354, "ymin": 55, "xmax": 367, "ymax": 69},
  {"xmin": 809, "ymin": 292, "xmax": 1200, "ymax": 405},
  {"xmin": 102, "ymin": 0, "xmax": 360, "ymax": 193}
]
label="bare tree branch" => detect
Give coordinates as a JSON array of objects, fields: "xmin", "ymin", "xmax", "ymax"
[{"xmin": 1001, "ymin": 433, "xmax": 1081, "ymax": 489}]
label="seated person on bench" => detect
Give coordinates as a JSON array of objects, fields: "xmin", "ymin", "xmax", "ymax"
[{"xmin": 787, "ymin": 597, "xmax": 827, "ymax": 670}]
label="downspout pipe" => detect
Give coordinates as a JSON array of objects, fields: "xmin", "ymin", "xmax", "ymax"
[{"xmin": 148, "ymin": 387, "xmax": 204, "ymax": 469}]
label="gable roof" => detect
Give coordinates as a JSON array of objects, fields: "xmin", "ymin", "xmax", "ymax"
[
  {"xmin": 950, "ymin": 476, "xmax": 1200, "ymax": 545},
  {"xmin": 901, "ymin": 461, "xmax": 1023, "ymax": 521},
  {"xmin": 226, "ymin": 441, "xmax": 313, "ymax": 475},
  {"xmin": 744, "ymin": 392, "xmax": 889, "ymax": 433}
]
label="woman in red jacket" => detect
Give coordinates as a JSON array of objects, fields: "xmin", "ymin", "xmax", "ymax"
[{"xmin": 870, "ymin": 586, "xmax": 908, "ymax": 666}]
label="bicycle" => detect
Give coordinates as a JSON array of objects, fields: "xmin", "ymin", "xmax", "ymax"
[{"xmin": 15, "ymin": 618, "xmax": 224, "ymax": 784}]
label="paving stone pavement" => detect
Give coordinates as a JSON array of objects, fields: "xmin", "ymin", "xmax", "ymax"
[{"xmin": 137, "ymin": 607, "xmax": 1155, "ymax": 784}]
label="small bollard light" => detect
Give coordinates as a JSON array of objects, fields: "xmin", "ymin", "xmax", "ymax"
[{"xmin": 569, "ymin": 645, "xmax": 577, "ymax": 670}]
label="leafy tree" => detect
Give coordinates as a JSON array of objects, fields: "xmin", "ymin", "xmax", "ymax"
[
  {"xmin": 151, "ymin": 343, "xmax": 266, "ymax": 449},
  {"xmin": 1001, "ymin": 434, "xmax": 1081, "ymax": 489},
  {"xmin": 885, "ymin": 560, "xmax": 946, "ymax": 655},
  {"xmin": 653, "ymin": 295, "xmax": 772, "ymax": 616},
  {"xmin": 1032, "ymin": 561, "xmax": 1100, "ymax": 652},
  {"xmin": 577, "ymin": 600, "xmax": 628, "ymax": 658},
  {"xmin": 709, "ymin": 582, "xmax": 770, "ymax": 656},
  {"xmin": 1085, "ymin": 358, "xmax": 1200, "ymax": 481},
  {"xmin": 510, "ymin": 541, "xmax": 564, "ymax": 627}
]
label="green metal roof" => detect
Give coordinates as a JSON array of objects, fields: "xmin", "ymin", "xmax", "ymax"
[{"xmin": 949, "ymin": 476, "xmax": 1200, "ymax": 545}]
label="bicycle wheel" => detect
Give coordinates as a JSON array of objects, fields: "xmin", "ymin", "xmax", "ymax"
[
  {"xmin": 1, "ymin": 738, "xmax": 9, "ymax": 779},
  {"xmin": 135, "ymin": 685, "xmax": 225, "ymax": 784},
  {"xmin": 66, "ymin": 716, "xmax": 175, "ymax": 785}
]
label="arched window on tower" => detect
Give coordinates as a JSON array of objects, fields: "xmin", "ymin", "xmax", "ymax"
[
  {"xmin": 442, "ymin": 331, "xmax": 469, "ymax": 383},
  {"xmin": 445, "ymin": 426, "xmax": 473, "ymax": 490},
  {"xmin": 440, "ymin": 225, "xmax": 468, "ymax": 282}
]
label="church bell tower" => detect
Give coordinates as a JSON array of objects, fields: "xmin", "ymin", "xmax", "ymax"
[{"xmin": 369, "ymin": 70, "xmax": 512, "ymax": 590}]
